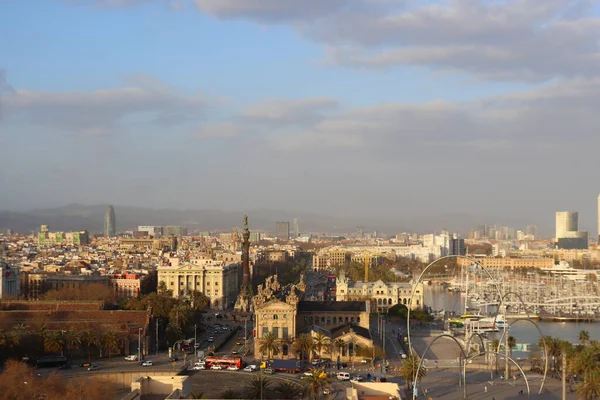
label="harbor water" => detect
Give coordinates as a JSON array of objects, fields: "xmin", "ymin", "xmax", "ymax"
[{"xmin": 425, "ymin": 286, "xmax": 600, "ymax": 345}]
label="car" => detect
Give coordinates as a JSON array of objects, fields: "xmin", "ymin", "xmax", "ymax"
[
  {"xmin": 400, "ymin": 352, "xmax": 407, "ymax": 359},
  {"xmin": 192, "ymin": 365, "xmax": 205, "ymax": 370},
  {"xmin": 311, "ymin": 359, "xmax": 321, "ymax": 366},
  {"xmin": 211, "ymin": 364, "xmax": 223, "ymax": 370},
  {"xmin": 58, "ymin": 364, "xmax": 71, "ymax": 370},
  {"xmin": 227, "ymin": 365, "xmax": 240, "ymax": 371},
  {"xmin": 80, "ymin": 362, "xmax": 92, "ymax": 368},
  {"xmin": 207, "ymin": 337, "xmax": 214, "ymax": 342},
  {"xmin": 124, "ymin": 355, "xmax": 138, "ymax": 361},
  {"xmin": 168, "ymin": 357, "xmax": 179, "ymax": 362},
  {"xmin": 361, "ymin": 359, "xmax": 369, "ymax": 364},
  {"xmin": 264, "ymin": 368, "xmax": 274, "ymax": 374},
  {"xmin": 232, "ymin": 350, "xmax": 238, "ymax": 355},
  {"xmin": 243, "ymin": 365, "xmax": 256, "ymax": 372},
  {"xmin": 323, "ymin": 388, "xmax": 331, "ymax": 395},
  {"xmin": 195, "ymin": 343, "xmax": 200, "ymax": 349},
  {"xmin": 141, "ymin": 361, "xmax": 153, "ymax": 367},
  {"xmin": 87, "ymin": 365, "xmax": 99, "ymax": 371},
  {"xmin": 235, "ymin": 341, "xmax": 242, "ymax": 345},
  {"xmin": 223, "ymin": 326, "xmax": 229, "ymax": 330},
  {"xmin": 350, "ymin": 376, "xmax": 363, "ymax": 383}
]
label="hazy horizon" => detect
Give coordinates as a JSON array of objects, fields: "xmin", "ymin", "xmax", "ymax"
[{"xmin": 1, "ymin": 1, "xmax": 599, "ymax": 237}]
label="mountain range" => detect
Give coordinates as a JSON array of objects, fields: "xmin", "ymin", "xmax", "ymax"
[{"xmin": 0, "ymin": 204, "xmax": 543, "ymax": 236}]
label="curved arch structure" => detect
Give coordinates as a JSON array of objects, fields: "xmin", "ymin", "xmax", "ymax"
[
  {"xmin": 407, "ymin": 255, "xmax": 503, "ymax": 355},
  {"xmin": 405, "ymin": 256, "xmax": 549, "ymax": 398},
  {"xmin": 466, "ymin": 352, "xmax": 532, "ymax": 399},
  {"xmin": 412, "ymin": 334, "xmax": 467, "ymax": 400},
  {"xmin": 465, "ymin": 331, "xmax": 486, "ymax": 356}
]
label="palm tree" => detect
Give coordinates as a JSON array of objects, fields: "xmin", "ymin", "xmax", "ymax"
[
  {"xmin": 102, "ymin": 331, "xmax": 121, "ymax": 359},
  {"xmin": 169, "ymin": 303, "xmax": 192, "ymax": 331},
  {"xmin": 274, "ymin": 381, "xmax": 302, "ymax": 399},
  {"xmin": 0, "ymin": 329, "xmax": 7, "ymax": 348},
  {"xmin": 44, "ymin": 331, "xmax": 64, "ymax": 354},
  {"xmin": 400, "ymin": 354, "xmax": 426, "ymax": 390},
  {"xmin": 334, "ymin": 338, "xmax": 345, "ymax": 362},
  {"xmin": 303, "ymin": 368, "xmax": 329, "ymax": 400},
  {"xmin": 579, "ymin": 330, "xmax": 590, "ymax": 346},
  {"xmin": 507, "ymin": 336, "xmax": 517, "ymax": 376},
  {"xmin": 259, "ymin": 332, "xmax": 279, "ymax": 359},
  {"xmin": 313, "ymin": 331, "xmax": 331, "ymax": 359},
  {"xmin": 491, "ymin": 339, "xmax": 500, "ymax": 375},
  {"xmin": 64, "ymin": 329, "xmax": 82, "ymax": 359},
  {"xmin": 189, "ymin": 391, "xmax": 205, "ymax": 399},
  {"xmin": 219, "ymin": 389, "xmax": 239, "ymax": 399},
  {"xmin": 10, "ymin": 323, "xmax": 28, "ymax": 348},
  {"xmin": 190, "ymin": 290, "xmax": 210, "ymax": 311},
  {"xmin": 294, "ymin": 333, "xmax": 314, "ymax": 362},
  {"xmin": 244, "ymin": 375, "xmax": 272, "ymax": 399},
  {"xmin": 80, "ymin": 329, "xmax": 100, "ymax": 363},
  {"xmin": 577, "ymin": 370, "xmax": 600, "ymax": 400}
]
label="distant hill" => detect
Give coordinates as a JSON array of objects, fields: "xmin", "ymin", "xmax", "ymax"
[{"xmin": 0, "ymin": 204, "xmax": 542, "ymax": 236}]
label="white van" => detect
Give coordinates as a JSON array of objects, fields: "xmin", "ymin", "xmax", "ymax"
[{"xmin": 337, "ymin": 372, "xmax": 351, "ymax": 381}]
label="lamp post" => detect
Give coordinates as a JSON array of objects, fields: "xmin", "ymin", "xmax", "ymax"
[
  {"xmin": 138, "ymin": 328, "xmax": 142, "ymax": 362},
  {"xmin": 156, "ymin": 318, "xmax": 159, "ymax": 356},
  {"xmin": 194, "ymin": 324, "xmax": 197, "ymax": 363}
]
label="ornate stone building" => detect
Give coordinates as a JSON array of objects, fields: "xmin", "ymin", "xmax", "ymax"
[
  {"xmin": 335, "ymin": 270, "xmax": 424, "ymax": 312},
  {"xmin": 157, "ymin": 255, "xmax": 239, "ymax": 310},
  {"xmin": 253, "ymin": 274, "xmax": 374, "ymax": 361}
]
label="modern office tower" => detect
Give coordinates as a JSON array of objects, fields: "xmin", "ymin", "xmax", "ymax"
[
  {"xmin": 525, "ymin": 225, "xmax": 538, "ymax": 239},
  {"xmin": 163, "ymin": 226, "xmax": 187, "ymax": 237},
  {"xmin": 449, "ymin": 234, "xmax": 466, "ymax": 256},
  {"xmin": 356, "ymin": 226, "xmax": 365, "ymax": 239},
  {"xmin": 276, "ymin": 221, "xmax": 290, "ymax": 240},
  {"xmin": 555, "ymin": 212, "xmax": 578, "ymax": 240},
  {"xmin": 555, "ymin": 211, "xmax": 587, "ymax": 249},
  {"xmin": 293, "ymin": 217, "xmax": 299, "ymax": 238},
  {"xmin": 104, "ymin": 205, "xmax": 116, "ymax": 238}
]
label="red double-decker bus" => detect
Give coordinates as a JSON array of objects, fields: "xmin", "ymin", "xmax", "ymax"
[{"xmin": 204, "ymin": 355, "xmax": 243, "ymax": 368}]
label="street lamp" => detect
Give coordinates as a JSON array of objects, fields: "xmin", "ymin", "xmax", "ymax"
[{"xmin": 138, "ymin": 328, "xmax": 143, "ymax": 362}]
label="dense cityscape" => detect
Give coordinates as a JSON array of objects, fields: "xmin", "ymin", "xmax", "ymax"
[{"xmin": 3, "ymin": 0, "xmax": 600, "ymax": 399}]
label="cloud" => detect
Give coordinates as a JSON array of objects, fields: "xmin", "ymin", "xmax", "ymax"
[
  {"xmin": 242, "ymin": 97, "xmax": 339, "ymax": 125},
  {"xmin": 196, "ymin": 122, "xmax": 246, "ymax": 139},
  {"xmin": 2, "ymin": 73, "xmax": 211, "ymax": 134},
  {"xmin": 204, "ymin": 78, "xmax": 600, "ymax": 154},
  {"xmin": 192, "ymin": 0, "xmax": 355, "ymax": 23}
]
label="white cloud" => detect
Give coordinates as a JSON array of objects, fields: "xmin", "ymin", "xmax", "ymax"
[
  {"xmin": 242, "ymin": 97, "xmax": 339, "ymax": 125},
  {"xmin": 2, "ymin": 74, "xmax": 211, "ymax": 134}
]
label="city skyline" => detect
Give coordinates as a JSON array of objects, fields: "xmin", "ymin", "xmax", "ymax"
[{"xmin": 2, "ymin": 1, "xmax": 600, "ymax": 231}]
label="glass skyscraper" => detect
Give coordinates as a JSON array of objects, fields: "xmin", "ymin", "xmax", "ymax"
[{"xmin": 104, "ymin": 205, "xmax": 116, "ymax": 237}]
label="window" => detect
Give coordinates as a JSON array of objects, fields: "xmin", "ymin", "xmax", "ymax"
[
  {"xmin": 273, "ymin": 314, "xmax": 279, "ymax": 320},
  {"xmin": 282, "ymin": 344, "xmax": 289, "ymax": 356},
  {"xmin": 170, "ymin": 282, "xmax": 174, "ymax": 286},
  {"xmin": 215, "ymin": 282, "xmax": 219, "ymax": 286},
  {"xmin": 321, "ymin": 317, "xmax": 325, "ymax": 324},
  {"xmin": 272, "ymin": 327, "xmax": 279, "ymax": 338},
  {"xmin": 282, "ymin": 327, "xmax": 289, "ymax": 339},
  {"xmin": 332, "ymin": 317, "xmax": 337, "ymax": 325},
  {"xmin": 326, "ymin": 317, "xmax": 331, "ymax": 325},
  {"xmin": 283, "ymin": 314, "xmax": 287, "ymax": 319},
  {"xmin": 351, "ymin": 317, "xmax": 355, "ymax": 323},
  {"xmin": 262, "ymin": 327, "xmax": 268, "ymax": 338},
  {"xmin": 207, "ymin": 282, "xmax": 210, "ymax": 285},
  {"xmin": 263, "ymin": 314, "xmax": 268, "ymax": 319},
  {"xmin": 357, "ymin": 317, "xmax": 360, "ymax": 323},
  {"xmin": 345, "ymin": 317, "xmax": 349, "ymax": 323}
]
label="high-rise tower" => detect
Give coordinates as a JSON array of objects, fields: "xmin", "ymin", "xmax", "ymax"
[
  {"xmin": 597, "ymin": 194, "xmax": 600, "ymax": 243},
  {"xmin": 555, "ymin": 211, "xmax": 578, "ymax": 240},
  {"xmin": 235, "ymin": 215, "xmax": 254, "ymax": 313},
  {"xmin": 104, "ymin": 205, "xmax": 116, "ymax": 237}
]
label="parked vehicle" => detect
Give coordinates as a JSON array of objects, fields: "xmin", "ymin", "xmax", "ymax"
[
  {"xmin": 350, "ymin": 376, "xmax": 363, "ymax": 383},
  {"xmin": 124, "ymin": 355, "xmax": 138, "ymax": 361},
  {"xmin": 141, "ymin": 361, "xmax": 153, "ymax": 367},
  {"xmin": 243, "ymin": 365, "xmax": 257, "ymax": 372},
  {"xmin": 227, "ymin": 365, "xmax": 239, "ymax": 371},
  {"xmin": 264, "ymin": 368, "xmax": 274, "ymax": 374},
  {"xmin": 207, "ymin": 337, "xmax": 214, "ymax": 342},
  {"xmin": 211, "ymin": 364, "xmax": 223, "ymax": 370}
]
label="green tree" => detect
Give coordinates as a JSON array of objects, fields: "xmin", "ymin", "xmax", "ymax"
[
  {"xmin": 102, "ymin": 331, "xmax": 121, "ymax": 359},
  {"xmin": 577, "ymin": 370, "xmax": 600, "ymax": 400},
  {"xmin": 274, "ymin": 381, "xmax": 302, "ymax": 399},
  {"xmin": 219, "ymin": 389, "xmax": 239, "ymax": 399},
  {"xmin": 579, "ymin": 330, "xmax": 591, "ymax": 346},
  {"xmin": 259, "ymin": 332, "xmax": 279, "ymax": 359},
  {"xmin": 169, "ymin": 303, "xmax": 192, "ymax": 331},
  {"xmin": 334, "ymin": 338, "xmax": 345, "ymax": 361},
  {"xmin": 294, "ymin": 333, "xmax": 314, "ymax": 362},
  {"xmin": 44, "ymin": 331, "xmax": 64, "ymax": 354},
  {"xmin": 313, "ymin": 331, "xmax": 331, "ymax": 358},
  {"xmin": 81, "ymin": 329, "xmax": 100, "ymax": 363},
  {"xmin": 400, "ymin": 354, "xmax": 426, "ymax": 390},
  {"xmin": 64, "ymin": 329, "xmax": 82, "ymax": 359},
  {"xmin": 491, "ymin": 339, "xmax": 500, "ymax": 375},
  {"xmin": 507, "ymin": 336, "xmax": 517, "ymax": 376},
  {"xmin": 302, "ymin": 368, "xmax": 329, "ymax": 400},
  {"xmin": 189, "ymin": 290, "xmax": 210, "ymax": 311},
  {"xmin": 0, "ymin": 329, "xmax": 7, "ymax": 348},
  {"xmin": 244, "ymin": 375, "xmax": 272, "ymax": 400}
]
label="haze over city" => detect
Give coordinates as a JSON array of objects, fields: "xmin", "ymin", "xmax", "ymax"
[{"xmin": 1, "ymin": 0, "xmax": 599, "ymax": 233}]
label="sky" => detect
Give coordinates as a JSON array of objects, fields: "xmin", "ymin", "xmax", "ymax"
[{"xmin": 1, "ymin": 0, "xmax": 600, "ymax": 233}]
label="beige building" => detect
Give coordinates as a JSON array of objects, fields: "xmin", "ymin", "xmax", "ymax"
[
  {"xmin": 474, "ymin": 257, "xmax": 555, "ymax": 270},
  {"xmin": 157, "ymin": 256, "xmax": 239, "ymax": 309},
  {"xmin": 335, "ymin": 272, "xmax": 424, "ymax": 312},
  {"xmin": 253, "ymin": 275, "xmax": 373, "ymax": 361}
]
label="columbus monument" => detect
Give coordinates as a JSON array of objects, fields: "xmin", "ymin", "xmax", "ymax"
[{"xmin": 234, "ymin": 215, "xmax": 254, "ymax": 312}]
